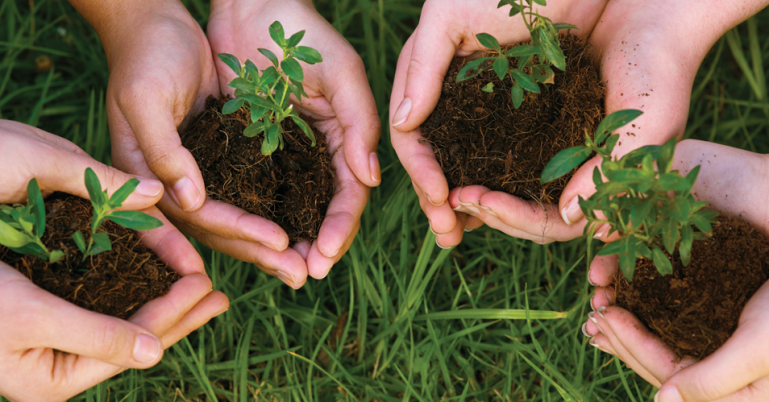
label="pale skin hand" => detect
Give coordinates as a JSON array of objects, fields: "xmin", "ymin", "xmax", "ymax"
[
  {"xmin": 584, "ymin": 140, "xmax": 769, "ymax": 402},
  {"xmin": 68, "ymin": 0, "xmax": 308, "ymax": 288},
  {"xmin": 0, "ymin": 121, "xmax": 229, "ymax": 402},
  {"xmin": 208, "ymin": 0, "xmax": 382, "ymax": 279}
]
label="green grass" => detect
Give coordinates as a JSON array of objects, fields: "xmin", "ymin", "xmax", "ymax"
[{"xmin": 1, "ymin": 0, "xmax": 768, "ymax": 401}]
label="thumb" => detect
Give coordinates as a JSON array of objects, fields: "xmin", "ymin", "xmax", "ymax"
[
  {"xmin": 28, "ymin": 286, "xmax": 165, "ymax": 369},
  {"xmin": 113, "ymin": 94, "xmax": 206, "ymax": 212},
  {"xmin": 558, "ymin": 156, "xmax": 601, "ymax": 226},
  {"xmin": 37, "ymin": 148, "xmax": 164, "ymax": 211},
  {"xmin": 391, "ymin": 19, "xmax": 463, "ymax": 133}
]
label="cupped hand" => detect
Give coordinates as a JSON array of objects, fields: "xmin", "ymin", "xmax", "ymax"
[
  {"xmin": 584, "ymin": 139, "xmax": 769, "ymax": 402},
  {"xmin": 0, "ymin": 121, "xmax": 229, "ymax": 402},
  {"xmin": 91, "ymin": 1, "xmax": 300, "ymax": 286},
  {"xmin": 389, "ymin": 0, "xmax": 608, "ymax": 248},
  {"xmin": 208, "ymin": 0, "xmax": 381, "ymax": 279}
]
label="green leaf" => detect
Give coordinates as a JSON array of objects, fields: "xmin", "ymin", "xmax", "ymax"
[
  {"xmin": 511, "ymin": 69, "xmax": 540, "ymax": 93},
  {"xmin": 281, "ymin": 58, "xmax": 304, "ymax": 83},
  {"xmin": 657, "ymin": 173, "xmax": 690, "ymax": 192},
  {"xmin": 244, "ymin": 59, "xmax": 259, "ymax": 79},
  {"xmin": 84, "ymin": 168, "xmax": 106, "ymax": 210},
  {"xmin": 630, "ymin": 200, "xmax": 653, "ymax": 230},
  {"xmin": 291, "ymin": 46, "xmax": 323, "ymax": 64},
  {"xmin": 269, "ymin": 21, "xmax": 287, "ymax": 49},
  {"xmin": 244, "ymin": 121, "xmax": 265, "ymax": 138},
  {"xmin": 511, "ymin": 83, "xmax": 523, "ymax": 109},
  {"xmin": 106, "ymin": 211, "xmax": 163, "ymax": 231},
  {"xmin": 292, "ymin": 116, "xmax": 316, "ymax": 146},
  {"xmin": 289, "ymin": 81, "xmax": 310, "ymax": 101},
  {"xmin": 531, "ymin": 64, "xmax": 555, "ymax": 84},
  {"xmin": 534, "ymin": 27, "xmax": 566, "ymax": 70},
  {"xmin": 493, "ymin": 57, "xmax": 509, "ymax": 80},
  {"xmin": 72, "ymin": 230, "xmax": 86, "ymax": 254},
  {"xmin": 592, "ymin": 167, "xmax": 603, "ymax": 186},
  {"xmin": 658, "ymin": 137, "xmax": 677, "ymax": 173},
  {"xmin": 691, "ymin": 212, "xmax": 714, "ymax": 234},
  {"xmin": 91, "ymin": 232, "xmax": 112, "ymax": 255},
  {"xmin": 0, "ymin": 219, "xmax": 30, "ymax": 248},
  {"xmin": 619, "ymin": 236, "xmax": 636, "ymax": 281},
  {"xmin": 532, "ymin": 0, "xmax": 546, "ymax": 5},
  {"xmin": 595, "ymin": 110, "xmax": 643, "ymax": 145},
  {"xmin": 662, "ymin": 218, "xmax": 680, "ymax": 254},
  {"xmin": 26, "ymin": 178, "xmax": 45, "ymax": 238},
  {"xmin": 680, "ymin": 225, "xmax": 693, "ymax": 266},
  {"xmin": 685, "ymin": 165, "xmax": 701, "ymax": 187},
  {"xmin": 223, "ymin": 97, "xmax": 246, "ymax": 115},
  {"xmin": 287, "ymin": 30, "xmax": 305, "ymax": 48},
  {"xmin": 240, "ymin": 93, "xmax": 281, "ymax": 113},
  {"xmin": 218, "ymin": 53, "xmax": 241, "ymax": 76},
  {"xmin": 553, "ymin": 23, "xmax": 579, "ymax": 31},
  {"xmin": 540, "ymin": 146, "xmax": 591, "ymax": 183},
  {"xmin": 258, "ymin": 48, "xmax": 280, "ymax": 68},
  {"xmin": 109, "ymin": 178, "xmax": 139, "ymax": 209},
  {"xmin": 597, "ymin": 241, "xmax": 623, "ymax": 256},
  {"xmin": 621, "ymin": 145, "xmax": 661, "ymax": 168},
  {"xmin": 652, "ymin": 245, "xmax": 673, "ymax": 276},
  {"xmin": 260, "ymin": 67, "xmax": 280, "ymax": 86},
  {"xmin": 504, "ymin": 45, "xmax": 539, "ymax": 58},
  {"xmin": 228, "ymin": 77, "xmax": 253, "ymax": 93},
  {"xmin": 476, "ymin": 33, "xmax": 500, "ymax": 51},
  {"xmin": 668, "ymin": 196, "xmax": 691, "ymax": 223},
  {"xmin": 262, "ymin": 124, "xmax": 281, "ymax": 155},
  {"xmin": 605, "ymin": 133, "xmax": 620, "ymax": 154},
  {"xmin": 457, "ymin": 58, "xmax": 493, "ymax": 82},
  {"xmin": 49, "ymin": 250, "xmax": 65, "ymax": 263},
  {"xmin": 481, "ymin": 83, "xmax": 494, "ymax": 93}
]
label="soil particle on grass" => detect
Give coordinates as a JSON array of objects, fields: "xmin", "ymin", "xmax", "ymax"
[
  {"xmin": 422, "ymin": 35, "xmax": 604, "ymax": 204},
  {"xmin": 615, "ymin": 216, "xmax": 769, "ymax": 360},
  {"xmin": 180, "ymin": 97, "xmax": 335, "ymax": 243},
  {"xmin": 0, "ymin": 194, "xmax": 179, "ymax": 320}
]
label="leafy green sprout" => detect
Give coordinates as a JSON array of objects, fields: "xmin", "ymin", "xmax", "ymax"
[
  {"xmin": 0, "ymin": 168, "xmax": 163, "ymax": 263},
  {"xmin": 218, "ymin": 21, "xmax": 323, "ymax": 156},
  {"xmin": 540, "ymin": 110, "xmax": 720, "ymax": 280},
  {"xmin": 457, "ymin": 0, "xmax": 578, "ymax": 108}
]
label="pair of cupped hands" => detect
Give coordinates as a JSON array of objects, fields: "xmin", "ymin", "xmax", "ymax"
[{"xmin": 391, "ymin": 1, "xmax": 769, "ymax": 401}]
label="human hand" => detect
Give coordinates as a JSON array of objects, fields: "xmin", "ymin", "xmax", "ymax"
[
  {"xmin": 389, "ymin": 0, "xmax": 608, "ymax": 248},
  {"xmin": 208, "ymin": 0, "xmax": 381, "ymax": 279},
  {"xmin": 0, "ymin": 120, "xmax": 229, "ymax": 402},
  {"xmin": 584, "ymin": 139, "xmax": 769, "ymax": 401}
]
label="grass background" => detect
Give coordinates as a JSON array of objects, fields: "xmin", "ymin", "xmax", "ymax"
[{"xmin": 1, "ymin": 0, "xmax": 768, "ymax": 400}]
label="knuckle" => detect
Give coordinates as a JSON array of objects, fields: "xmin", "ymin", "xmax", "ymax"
[{"xmin": 94, "ymin": 320, "xmax": 130, "ymax": 361}]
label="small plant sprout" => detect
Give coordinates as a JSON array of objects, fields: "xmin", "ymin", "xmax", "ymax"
[
  {"xmin": 457, "ymin": 0, "xmax": 577, "ymax": 108},
  {"xmin": 218, "ymin": 21, "xmax": 323, "ymax": 156},
  {"xmin": 0, "ymin": 168, "xmax": 163, "ymax": 263},
  {"xmin": 541, "ymin": 110, "xmax": 720, "ymax": 281}
]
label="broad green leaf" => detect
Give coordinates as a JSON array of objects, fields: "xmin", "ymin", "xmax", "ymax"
[
  {"xmin": 222, "ymin": 97, "xmax": 246, "ymax": 115},
  {"xmin": 604, "ymin": 168, "xmax": 653, "ymax": 185},
  {"xmin": 49, "ymin": 250, "xmax": 65, "ymax": 263},
  {"xmin": 595, "ymin": 110, "xmax": 643, "ymax": 145},
  {"xmin": 287, "ymin": 30, "xmax": 305, "ymax": 48},
  {"xmin": 457, "ymin": 58, "xmax": 493, "ymax": 82},
  {"xmin": 258, "ymin": 48, "xmax": 280, "ymax": 68},
  {"xmin": 637, "ymin": 242, "xmax": 652, "ymax": 259},
  {"xmin": 240, "ymin": 93, "xmax": 281, "ymax": 113},
  {"xmin": 685, "ymin": 165, "xmax": 701, "ymax": 187},
  {"xmin": 534, "ymin": 27, "xmax": 565, "ymax": 70},
  {"xmin": 652, "ymin": 245, "xmax": 673, "ymax": 276},
  {"xmin": 0, "ymin": 219, "xmax": 30, "ymax": 248},
  {"xmin": 84, "ymin": 168, "xmax": 106, "ymax": 210},
  {"xmin": 661, "ymin": 218, "xmax": 679, "ymax": 254},
  {"xmin": 261, "ymin": 124, "xmax": 281, "ymax": 155},
  {"xmin": 658, "ymin": 137, "xmax": 676, "ymax": 173},
  {"xmin": 260, "ymin": 67, "xmax": 280, "ymax": 86},
  {"xmin": 292, "ymin": 116, "xmax": 316, "ymax": 146},
  {"xmin": 668, "ymin": 196, "xmax": 691, "ymax": 223},
  {"xmin": 10, "ymin": 242, "xmax": 48, "ymax": 260},
  {"xmin": 657, "ymin": 173, "xmax": 690, "ymax": 192},
  {"xmin": 72, "ymin": 230, "xmax": 86, "ymax": 254},
  {"xmin": 592, "ymin": 167, "xmax": 603, "ymax": 186},
  {"xmin": 109, "ymin": 178, "xmax": 139, "ymax": 209},
  {"xmin": 553, "ymin": 22, "xmax": 578, "ymax": 31},
  {"xmin": 680, "ymin": 225, "xmax": 693, "ymax": 266},
  {"xmin": 482, "ymin": 82, "xmax": 494, "ymax": 93},
  {"xmin": 493, "ymin": 57, "xmax": 508, "ymax": 80},
  {"xmin": 26, "ymin": 178, "xmax": 45, "ymax": 238},
  {"xmin": 598, "ymin": 241, "xmax": 622, "ymax": 256},
  {"xmin": 281, "ymin": 58, "xmax": 304, "ymax": 83},
  {"xmin": 511, "ymin": 83, "xmax": 523, "ymax": 109},
  {"xmin": 289, "ymin": 81, "xmax": 310, "ymax": 101},
  {"xmin": 228, "ymin": 77, "xmax": 253, "ymax": 93},
  {"xmin": 691, "ymin": 214, "xmax": 713, "ymax": 234},
  {"xmin": 244, "ymin": 59, "xmax": 259, "ymax": 79},
  {"xmin": 619, "ymin": 236, "xmax": 636, "ymax": 281},
  {"xmin": 218, "ymin": 53, "xmax": 241, "ymax": 75},
  {"xmin": 106, "ymin": 211, "xmax": 163, "ymax": 231},
  {"xmin": 291, "ymin": 46, "xmax": 323, "ymax": 64},
  {"xmin": 92, "ymin": 232, "xmax": 112, "ymax": 254},
  {"xmin": 532, "ymin": 0, "xmax": 546, "ymax": 5},
  {"xmin": 269, "ymin": 21, "xmax": 287, "ymax": 48},
  {"xmin": 698, "ymin": 209, "xmax": 719, "ymax": 220},
  {"xmin": 621, "ymin": 145, "xmax": 661, "ymax": 168},
  {"xmin": 511, "ymin": 69, "xmax": 540, "ymax": 93},
  {"xmin": 244, "ymin": 121, "xmax": 265, "ymax": 138},
  {"xmin": 605, "ymin": 133, "xmax": 620, "ymax": 154},
  {"xmin": 540, "ymin": 146, "xmax": 591, "ymax": 183},
  {"xmin": 630, "ymin": 201, "xmax": 653, "ymax": 229},
  {"xmin": 504, "ymin": 45, "xmax": 539, "ymax": 58},
  {"xmin": 531, "ymin": 64, "xmax": 555, "ymax": 83},
  {"xmin": 476, "ymin": 33, "xmax": 500, "ymax": 51},
  {"xmin": 250, "ymin": 106, "xmax": 266, "ymax": 123}
]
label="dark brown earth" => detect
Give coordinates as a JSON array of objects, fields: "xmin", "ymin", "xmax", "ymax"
[
  {"xmin": 616, "ymin": 216, "xmax": 769, "ymax": 360},
  {"xmin": 0, "ymin": 194, "xmax": 179, "ymax": 320},
  {"xmin": 422, "ymin": 35, "xmax": 604, "ymax": 203},
  {"xmin": 180, "ymin": 97, "xmax": 335, "ymax": 243}
]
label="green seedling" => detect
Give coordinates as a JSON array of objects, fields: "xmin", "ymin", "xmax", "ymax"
[
  {"xmin": 457, "ymin": 0, "xmax": 577, "ymax": 108},
  {"xmin": 218, "ymin": 21, "xmax": 323, "ymax": 156},
  {"xmin": 0, "ymin": 168, "xmax": 163, "ymax": 263},
  {"xmin": 541, "ymin": 110, "xmax": 720, "ymax": 280}
]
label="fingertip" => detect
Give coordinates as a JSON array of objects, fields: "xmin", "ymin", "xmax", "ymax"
[
  {"xmin": 391, "ymin": 97, "xmax": 412, "ymax": 129},
  {"xmin": 132, "ymin": 332, "xmax": 164, "ymax": 367},
  {"xmin": 170, "ymin": 176, "xmax": 204, "ymax": 212}
]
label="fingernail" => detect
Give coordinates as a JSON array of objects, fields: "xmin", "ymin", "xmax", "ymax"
[
  {"xmin": 561, "ymin": 196, "xmax": 583, "ymax": 226},
  {"xmin": 133, "ymin": 333, "xmax": 161, "ymax": 363},
  {"xmin": 173, "ymin": 177, "xmax": 201, "ymax": 211},
  {"xmin": 486, "ymin": 209, "xmax": 499, "ymax": 218},
  {"xmin": 656, "ymin": 387, "xmax": 684, "ymax": 402},
  {"xmin": 590, "ymin": 295, "xmax": 596, "ymax": 311},
  {"xmin": 369, "ymin": 153, "xmax": 381, "ymax": 183},
  {"xmin": 582, "ymin": 322, "xmax": 591, "ymax": 338},
  {"xmin": 392, "ymin": 97, "xmax": 412, "ymax": 127},
  {"xmin": 436, "ymin": 238, "xmax": 451, "ymax": 250},
  {"xmin": 465, "ymin": 205, "xmax": 481, "ymax": 215},
  {"xmin": 278, "ymin": 271, "xmax": 297, "ymax": 287},
  {"xmin": 215, "ymin": 308, "xmax": 229, "ymax": 318},
  {"xmin": 593, "ymin": 230, "xmax": 605, "ymax": 240},
  {"xmin": 135, "ymin": 179, "xmax": 163, "ymax": 197},
  {"xmin": 597, "ymin": 306, "xmax": 606, "ymax": 318},
  {"xmin": 588, "ymin": 311, "xmax": 598, "ymax": 324},
  {"xmin": 426, "ymin": 193, "xmax": 444, "ymax": 206},
  {"xmin": 587, "ymin": 272, "xmax": 598, "ymax": 287},
  {"xmin": 588, "ymin": 337, "xmax": 608, "ymax": 352},
  {"xmin": 464, "ymin": 228, "xmax": 473, "ymax": 233}
]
